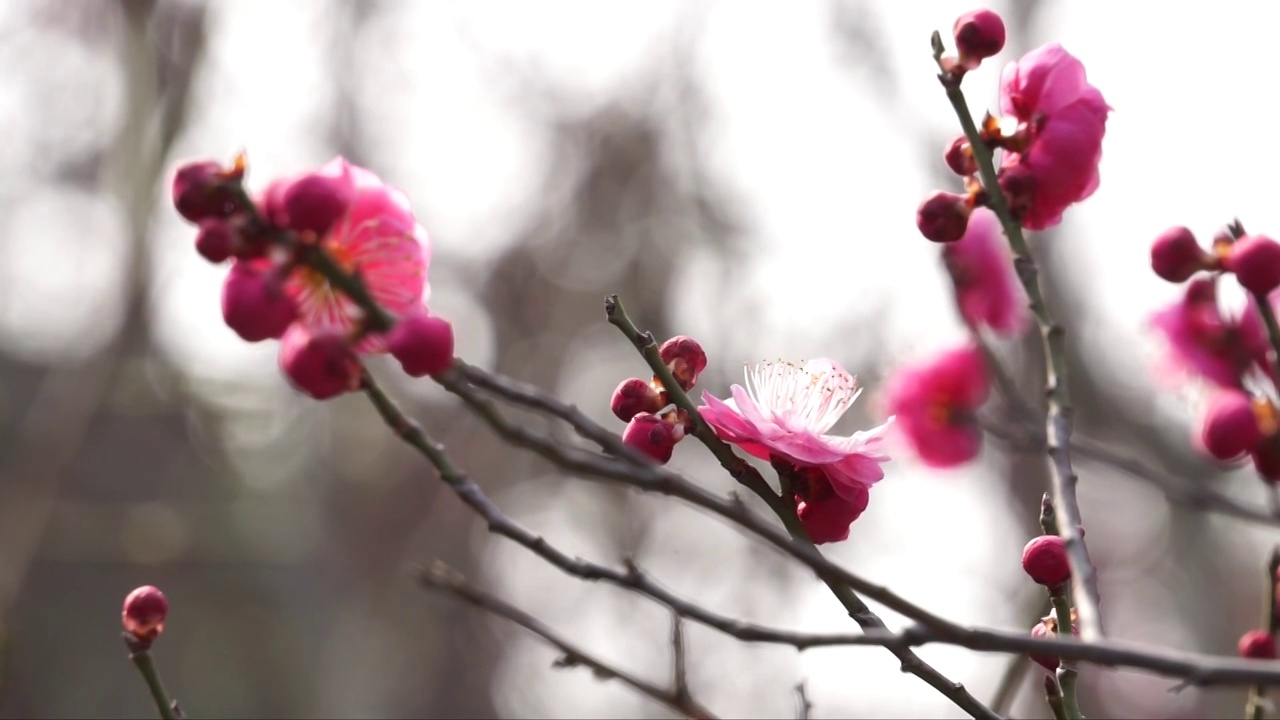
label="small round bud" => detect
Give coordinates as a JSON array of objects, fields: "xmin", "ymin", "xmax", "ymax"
[
  {"xmin": 1021, "ymin": 535, "xmax": 1070, "ymax": 587},
  {"xmin": 122, "ymin": 585, "xmax": 168, "ymax": 644},
  {"xmin": 916, "ymin": 191, "xmax": 971, "ymax": 243},
  {"xmin": 195, "ymin": 219, "xmax": 237, "ymax": 263},
  {"xmin": 280, "ymin": 170, "xmax": 355, "ymax": 237},
  {"xmin": 1199, "ymin": 390, "xmax": 1264, "ymax": 461},
  {"xmin": 621, "ymin": 412, "xmax": 681, "ymax": 464},
  {"xmin": 944, "ymin": 136, "xmax": 977, "ymax": 177},
  {"xmin": 1028, "ymin": 612, "xmax": 1078, "ymax": 673},
  {"xmin": 387, "ymin": 308, "xmax": 455, "ymax": 378},
  {"xmin": 1150, "ymin": 226, "xmax": 1209, "ymax": 283},
  {"xmin": 658, "ymin": 336, "xmax": 707, "ymax": 391},
  {"xmin": 611, "ymin": 377, "xmax": 664, "ymax": 422},
  {"xmin": 953, "ymin": 9, "xmax": 1006, "ymax": 63},
  {"xmin": 172, "ymin": 160, "xmax": 242, "ymax": 223},
  {"xmin": 278, "ymin": 325, "xmax": 362, "ymax": 400},
  {"xmin": 221, "ymin": 263, "xmax": 298, "ymax": 342},
  {"xmin": 1239, "ymin": 629, "xmax": 1277, "ymax": 660},
  {"xmin": 1227, "ymin": 234, "xmax": 1280, "ymax": 296}
]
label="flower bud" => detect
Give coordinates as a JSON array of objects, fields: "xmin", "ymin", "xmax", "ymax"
[
  {"xmin": 1150, "ymin": 226, "xmax": 1209, "ymax": 283},
  {"xmin": 659, "ymin": 336, "xmax": 707, "ymax": 391},
  {"xmin": 221, "ymin": 263, "xmax": 298, "ymax": 342},
  {"xmin": 1028, "ymin": 612, "xmax": 1078, "ymax": 672},
  {"xmin": 1199, "ymin": 390, "xmax": 1264, "ymax": 461},
  {"xmin": 611, "ymin": 377, "xmax": 664, "ymax": 422},
  {"xmin": 172, "ymin": 160, "xmax": 243, "ymax": 223},
  {"xmin": 916, "ymin": 191, "xmax": 971, "ymax": 243},
  {"xmin": 1021, "ymin": 535, "xmax": 1070, "ymax": 588},
  {"xmin": 387, "ymin": 308, "xmax": 454, "ymax": 378},
  {"xmin": 1239, "ymin": 629, "xmax": 1277, "ymax": 660},
  {"xmin": 278, "ymin": 325, "xmax": 362, "ymax": 400},
  {"xmin": 195, "ymin": 219, "xmax": 237, "ymax": 263},
  {"xmin": 944, "ymin": 136, "xmax": 977, "ymax": 177},
  {"xmin": 953, "ymin": 9, "xmax": 1006, "ymax": 64},
  {"xmin": 122, "ymin": 585, "xmax": 168, "ymax": 646},
  {"xmin": 1227, "ymin": 234, "xmax": 1280, "ymax": 296},
  {"xmin": 280, "ymin": 169, "xmax": 355, "ymax": 237},
  {"xmin": 621, "ymin": 412, "xmax": 681, "ymax": 464}
]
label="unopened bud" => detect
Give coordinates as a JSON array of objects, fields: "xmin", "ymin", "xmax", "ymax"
[
  {"xmin": 387, "ymin": 308, "xmax": 455, "ymax": 378},
  {"xmin": 1150, "ymin": 226, "xmax": 1210, "ymax": 283},
  {"xmin": 279, "ymin": 325, "xmax": 362, "ymax": 401},
  {"xmin": 172, "ymin": 160, "xmax": 244, "ymax": 223},
  {"xmin": 944, "ymin": 136, "xmax": 977, "ymax": 177},
  {"xmin": 611, "ymin": 377, "xmax": 664, "ymax": 422},
  {"xmin": 658, "ymin": 336, "xmax": 707, "ymax": 391},
  {"xmin": 1227, "ymin": 234, "xmax": 1280, "ymax": 296},
  {"xmin": 1021, "ymin": 535, "xmax": 1070, "ymax": 588},
  {"xmin": 122, "ymin": 585, "xmax": 168, "ymax": 648},
  {"xmin": 621, "ymin": 412, "xmax": 682, "ymax": 464},
  {"xmin": 916, "ymin": 191, "xmax": 971, "ymax": 243},
  {"xmin": 1199, "ymin": 390, "xmax": 1265, "ymax": 461},
  {"xmin": 1028, "ymin": 612, "xmax": 1078, "ymax": 673},
  {"xmin": 1239, "ymin": 629, "xmax": 1277, "ymax": 660},
  {"xmin": 953, "ymin": 9, "xmax": 1006, "ymax": 65}
]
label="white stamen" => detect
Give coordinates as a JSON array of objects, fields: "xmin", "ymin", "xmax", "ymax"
[{"xmin": 742, "ymin": 359, "xmax": 861, "ymax": 434}]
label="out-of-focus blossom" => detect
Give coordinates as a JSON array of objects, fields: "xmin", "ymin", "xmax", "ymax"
[
  {"xmin": 884, "ymin": 344, "xmax": 989, "ymax": 468},
  {"xmin": 942, "ymin": 207, "xmax": 1028, "ymax": 336},
  {"xmin": 1150, "ymin": 278, "xmax": 1266, "ymax": 389}
]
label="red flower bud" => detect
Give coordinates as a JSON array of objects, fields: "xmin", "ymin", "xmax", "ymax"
[
  {"xmin": 916, "ymin": 191, "xmax": 971, "ymax": 244},
  {"xmin": 1150, "ymin": 226, "xmax": 1209, "ymax": 283},
  {"xmin": 280, "ymin": 170, "xmax": 355, "ymax": 237},
  {"xmin": 221, "ymin": 263, "xmax": 298, "ymax": 342},
  {"xmin": 1021, "ymin": 535, "xmax": 1070, "ymax": 587},
  {"xmin": 122, "ymin": 585, "xmax": 168, "ymax": 646},
  {"xmin": 621, "ymin": 412, "xmax": 682, "ymax": 464},
  {"xmin": 944, "ymin": 136, "xmax": 977, "ymax": 177},
  {"xmin": 1199, "ymin": 390, "xmax": 1265, "ymax": 461},
  {"xmin": 1028, "ymin": 612, "xmax": 1078, "ymax": 672},
  {"xmin": 387, "ymin": 308, "xmax": 455, "ymax": 378},
  {"xmin": 1227, "ymin": 234, "xmax": 1280, "ymax": 296},
  {"xmin": 1239, "ymin": 629, "xmax": 1277, "ymax": 660},
  {"xmin": 172, "ymin": 160, "xmax": 244, "ymax": 223},
  {"xmin": 659, "ymin": 336, "xmax": 707, "ymax": 391},
  {"xmin": 611, "ymin": 377, "xmax": 664, "ymax": 422},
  {"xmin": 953, "ymin": 9, "xmax": 1006, "ymax": 64},
  {"xmin": 279, "ymin": 325, "xmax": 362, "ymax": 400},
  {"xmin": 195, "ymin": 219, "xmax": 238, "ymax": 264}
]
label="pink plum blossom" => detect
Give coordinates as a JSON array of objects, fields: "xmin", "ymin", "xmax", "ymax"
[
  {"xmin": 243, "ymin": 157, "xmax": 430, "ymax": 354},
  {"xmin": 942, "ymin": 207, "xmax": 1028, "ymax": 336},
  {"xmin": 883, "ymin": 344, "xmax": 989, "ymax": 468},
  {"xmin": 1150, "ymin": 278, "xmax": 1266, "ymax": 389},
  {"xmin": 998, "ymin": 43, "xmax": 1110, "ymax": 230},
  {"xmin": 698, "ymin": 358, "xmax": 892, "ymax": 501}
]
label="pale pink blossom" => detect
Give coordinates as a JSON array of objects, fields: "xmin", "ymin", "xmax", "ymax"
[
  {"xmin": 1150, "ymin": 278, "xmax": 1266, "ymax": 389},
  {"xmin": 998, "ymin": 43, "xmax": 1110, "ymax": 230},
  {"xmin": 884, "ymin": 344, "xmax": 989, "ymax": 468},
  {"xmin": 698, "ymin": 358, "xmax": 892, "ymax": 499},
  {"xmin": 244, "ymin": 157, "xmax": 430, "ymax": 353},
  {"xmin": 943, "ymin": 207, "xmax": 1028, "ymax": 336}
]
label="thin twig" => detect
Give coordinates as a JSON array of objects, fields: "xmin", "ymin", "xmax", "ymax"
[
  {"xmin": 932, "ymin": 33, "xmax": 1102, "ymax": 640},
  {"xmin": 125, "ymin": 641, "xmax": 179, "ymax": 720},
  {"xmin": 417, "ymin": 561, "xmax": 718, "ymax": 720},
  {"xmin": 605, "ymin": 294, "xmax": 1001, "ymax": 720},
  {"xmin": 364, "ymin": 370, "xmax": 1280, "ymax": 687},
  {"xmin": 794, "ymin": 682, "xmax": 813, "ymax": 720}
]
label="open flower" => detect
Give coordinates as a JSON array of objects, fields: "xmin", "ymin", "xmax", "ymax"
[
  {"xmin": 241, "ymin": 157, "xmax": 430, "ymax": 353},
  {"xmin": 943, "ymin": 207, "xmax": 1028, "ymax": 336},
  {"xmin": 1150, "ymin": 278, "xmax": 1266, "ymax": 389},
  {"xmin": 884, "ymin": 344, "xmax": 989, "ymax": 468},
  {"xmin": 998, "ymin": 43, "xmax": 1110, "ymax": 230}
]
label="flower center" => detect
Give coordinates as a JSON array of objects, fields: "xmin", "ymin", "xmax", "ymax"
[
  {"xmin": 296, "ymin": 237, "xmax": 356, "ymax": 296},
  {"xmin": 743, "ymin": 359, "xmax": 860, "ymax": 435}
]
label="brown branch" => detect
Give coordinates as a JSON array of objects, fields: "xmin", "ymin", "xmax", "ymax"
[{"xmin": 417, "ymin": 561, "xmax": 718, "ymax": 720}]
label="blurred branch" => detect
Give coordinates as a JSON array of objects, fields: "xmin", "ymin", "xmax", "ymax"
[
  {"xmin": 417, "ymin": 561, "xmax": 718, "ymax": 720},
  {"xmin": 975, "ymin": 332, "xmax": 1280, "ymax": 528},
  {"xmin": 605, "ymin": 293, "xmax": 1001, "ymax": 720},
  {"xmin": 124, "ymin": 638, "xmax": 181, "ymax": 720},
  {"xmin": 794, "ymin": 682, "xmax": 813, "ymax": 720}
]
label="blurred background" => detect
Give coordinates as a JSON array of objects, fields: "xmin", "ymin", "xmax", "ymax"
[{"xmin": 1, "ymin": 0, "xmax": 1279, "ymax": 717}]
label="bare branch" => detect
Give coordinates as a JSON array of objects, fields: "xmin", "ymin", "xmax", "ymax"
[{"xmin": 417, "ymin": 561, "xmax": 718, "ymax": 720}]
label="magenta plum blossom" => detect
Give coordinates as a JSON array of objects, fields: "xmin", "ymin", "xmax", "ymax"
[
  {"xmin": 884, "ymin": 344, "xmax": 989, "ymax": 468},
  {"xmin": 698, "ymin": 358, "xmax": 892, "ymax": 498},
  {"xmin": 1150, "ymin": 278, "xmax": 1266, "ymax": 389},
  {"xmin": 997, "ymin": 43, "xmax": 1110, "ymax": 230},
  {"xmin": 788, "ymin": 465, "xmax": 871, "ymax": 544},
  {"xmin": 943, "ymin": 206, "xmax": 1028, "ymax": 336},
  {"xmin": 250, "ymin": 157, "xmax": 430, "ymax": 353}
]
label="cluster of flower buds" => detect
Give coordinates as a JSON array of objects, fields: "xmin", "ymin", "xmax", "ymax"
[
  {"xmin": 1148, "ymin": 221, "xmax": 1280, "ymax": 481},
  {"xmin": 171, "ymin": 154, "xmax": 454, "ymax": 399},
  {"xmin": 919, "ymin": 9, "xmax": 1109, "ymax": 241},
  {"xmin": 122, "ymin": 585, "xmax": 168, "ymax": 652},
  {"xmin": 609, "ymin": 336, "xmax": 707, "ymax": 464}
]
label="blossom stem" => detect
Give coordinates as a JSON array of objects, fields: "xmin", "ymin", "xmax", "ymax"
[
  {"xmin": 127, "ymin": 646, "xmax": 179, "ymax": 720},
  {"xmin": 1044, "ymin": 676, "xmax": 1069, "ymax": 720},
  {"xmin": 1245, "ymin": 547, "xmax": 1280, "ymax": 720},
  {"xmin": 931, "ymin": 30, "xmax": 1103, "ymax": 641},
  {"xmin": 606, "ymin": 294, "xmax": 1002, "ymax": 720}
]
